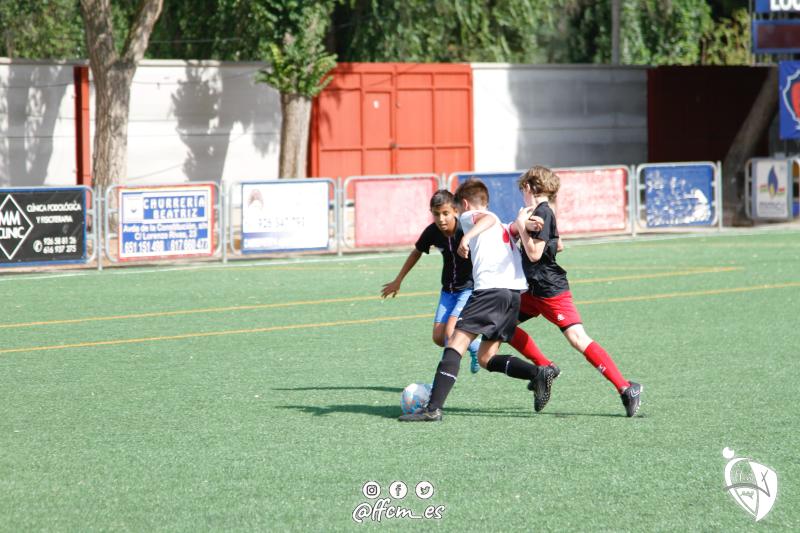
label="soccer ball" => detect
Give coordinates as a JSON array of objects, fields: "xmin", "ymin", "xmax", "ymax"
[{"xmin": 401, "ymin": 383, "xmax": 432, "ymax": 415}]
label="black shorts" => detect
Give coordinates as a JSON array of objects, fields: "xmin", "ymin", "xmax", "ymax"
[{"xmin": 455, "ymin": 288, "xmax": 521, "ymax": 342}]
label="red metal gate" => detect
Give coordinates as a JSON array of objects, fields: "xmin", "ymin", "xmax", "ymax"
[{"xmin": 309, "ymin": 63, "xmax": 473, "ymax": 178}]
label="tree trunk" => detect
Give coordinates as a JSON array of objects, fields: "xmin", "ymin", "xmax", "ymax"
[
  {"xmin": 722, "ymin": 67, "xmax": 778, "ymax": 226},
  {"xmin": 80, "ymin": 0, "xmax": 163, "ymax": 190},
  {"xmin": 92, "ymin": 68, "xmax": 135, "ymax": 188},
  {"xmin": 279, "ymin": 93, "xmax": 312, "ymax": 178}
]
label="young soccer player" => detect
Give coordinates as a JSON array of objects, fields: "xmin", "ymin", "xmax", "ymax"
[
  {"xmin": 399, "ymin": 179, "xmax": 550, "ymax": 422},
  {"xmin": 513, "ymin": 165, "xmax": 643, "ymax": 417},
  {"xmin": 381, "ymin": 190, "xmax": 482, "ymax": 373}
]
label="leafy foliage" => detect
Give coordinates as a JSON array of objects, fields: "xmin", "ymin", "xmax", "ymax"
[
  {"xmin": 701, "ymin": 7, "xmax": 752, "ymax": 65},
  {"xmin": 332, "ymin": 0, "xmax": 564, "ymax": 63},
  {"xmin": 566, "ymin": 0, "xmax": 714, "ymax": 65},
  {"xmin": 254, "ymin": 2, "xmax": 337, "ymax": 97},
  {"xmin": 0, "ymin": 0, "xmax": 85, "ymax": 59}
]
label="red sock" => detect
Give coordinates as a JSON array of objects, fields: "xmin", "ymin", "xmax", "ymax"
[
  {"xmin": 582, "ymin": 341, "xmax": 630, "ymax": 392},
  {"xmin": 509, "ymin": 327, "xmax": 552, "ymax": 366}
]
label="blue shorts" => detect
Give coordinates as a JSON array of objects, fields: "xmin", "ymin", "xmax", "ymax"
[{"xmin": 434, "ymin": 289, "xmax": 473, "ymax": 324}]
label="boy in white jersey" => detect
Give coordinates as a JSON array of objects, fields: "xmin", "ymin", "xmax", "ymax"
[{"xmin": 399, "ymin": 178, "xmax": 551, "ymax": 422}]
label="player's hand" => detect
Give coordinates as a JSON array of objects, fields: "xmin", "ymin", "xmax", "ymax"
[
  {"xmin": 516, "ymin": 206, "xmax": 534, "ymax": 226},
  {"xmin": 457, "ymin": 238, "xmax": 470, "ymax": 258},
  {"xmin": 381, "ymin": 279, "xmax": 401, "ymax": 298},
  {"xmin": 526, "ymin": 216, "xmax": 544, "ymax": 233},
  {"xmin": 556, "ymin": 236, "xmax": 565, "ymax": 252}
]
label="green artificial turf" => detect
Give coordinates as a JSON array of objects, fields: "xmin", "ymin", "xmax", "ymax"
[{"xmin": 1, "ymin": 229, "xmax": 798, "ymax": 531}]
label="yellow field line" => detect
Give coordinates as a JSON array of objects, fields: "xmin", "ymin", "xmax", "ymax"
[
  {"xmin": 2, "ymin": 281, "xmax": 799, "ymax": 356},
  {"xmin": 575, "ymin": 281, "xmax": 800, "ymax": 306},
  {"xmin": 0, "ymin": 291, "xmax": 436, "ymax": 329},
  {"xmin": 570, "ymin": 266, "xmax": 741, "ymax": 284},
  {"xmin": 0, "ymin": 314, "xmax": 432, "ymax": 355},
  {"xmin": 0, "ymin": 266, "xmax": 740, "ymax": 330}
]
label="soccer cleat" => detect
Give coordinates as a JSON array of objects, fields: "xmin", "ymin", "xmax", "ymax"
[
  {"xmin": 398, "ymin": 407, "xmax": 443, "ymax": 422},
  {"xmin": 528, "ymin": 364, "xmax": 557, "ymax": 412},
  {"xmin": 469, "ymin": 349, "xmax": 480, "ymax": 374},
  {"xmin": 620, "ymin": 382, "xmax": 643, "ymax": 417}
]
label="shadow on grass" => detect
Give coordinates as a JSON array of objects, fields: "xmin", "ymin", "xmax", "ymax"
[
  {"xmin": 276, "ymin": 404, "xmax": 571, "ymax": 419},
  {"xmin": 272, "ymin": 385, "xmax": 404, "ymax": 393}
]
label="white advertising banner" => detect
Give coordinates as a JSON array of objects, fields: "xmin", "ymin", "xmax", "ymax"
[
  {"xmin": 752, "ymin": 159, "xmax": 792, "ymax": 220},
  {"xmin": 241, "ymin": 181, "xmax": 330, "ymax": 252}
]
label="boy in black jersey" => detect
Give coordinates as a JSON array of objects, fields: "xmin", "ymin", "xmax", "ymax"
[
  {"xmin": 381, "ymin": 190, "xmax": 482, "ymax": 372},
  {"xmin": 514, "ymin": 166, "xmax": 643, "ymax": 417}
]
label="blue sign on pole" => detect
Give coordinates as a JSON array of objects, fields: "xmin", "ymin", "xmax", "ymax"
[
  {"xmin": 643, "ymin": 165, "xmax": 715, "ymax": 227},
  {"xmin": 454, "ymin": 172, "xmax": 523, "ymax": 225},
  {"xmin": 779, "ymin": 61, "xmax": 800, "ymax": 140},
  {"xmin": 755, "ymin": 0, "xmax": 800, "ymax": 13}
]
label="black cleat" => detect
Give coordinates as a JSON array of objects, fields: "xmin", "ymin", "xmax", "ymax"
[
  {"xmin": 620, "ymin": 382, "xmax": 643, "ymax": 417},
  {"xmin": 399, "ymin": 407, "xmax": 442, "ymax": 422},
  {"xmin": 528, "ymin": 365, "xmax": 557, "ymax": 412}
]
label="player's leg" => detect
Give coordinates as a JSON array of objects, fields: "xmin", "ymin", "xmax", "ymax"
[
  {"xmin": 399, "ymin": 329, "xmax": 474, "ymax": 422},
  {"xmin": 562, "ymin": 324, "xmax": 629, "ymax": 392},
  {"xmin": 562, "ymin": 323, "xmax": 642, "ymax": 416},
  {"xmin": 509, "ymin": 292, "xmax": 556, "ymax": 367},
  {"xmin": 447, "ymin": 289, "xmax": 480, "ymax": 373},
  {"xmin": 431, "ymin": 291, "xmax": 453, "ymax": 347}
]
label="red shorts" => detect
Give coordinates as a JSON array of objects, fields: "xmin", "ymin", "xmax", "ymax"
[{"xmin": 519, "ymin": 290, "xmax": 582, "ymax": 331}]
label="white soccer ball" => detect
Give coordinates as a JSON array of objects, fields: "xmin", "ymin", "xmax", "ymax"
[{"xmin": 401, "ymin": 383, "xmax": 432, "ymax": 415}]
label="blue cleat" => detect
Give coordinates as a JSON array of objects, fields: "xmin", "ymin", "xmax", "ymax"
[{"xmin": 468, "ymin": 348, "xmax": 480, "ymax": 374}]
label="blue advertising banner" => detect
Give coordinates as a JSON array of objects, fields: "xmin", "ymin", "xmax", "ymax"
[
  {"xmin": 756, "ymin": 0, "xmax": 800, "ymax": 13},
  {"xmin": 118, "ymin": 185, "xmax": 214, "ymax": 260},
  {"xmin": 453, "ymin": 172, "xmax": 523, "ymax": 226},
  {"xmin": 779, "ymin": 61, "xmax": 800, "ymax": 140},
  {"xmin": 643, "ymin": 164, "xmax": 715, "ymax": 227}
]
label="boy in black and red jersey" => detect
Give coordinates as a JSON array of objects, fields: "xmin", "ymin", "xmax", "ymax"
[
  {"xmin": 513, "ymin": 165, "xmax": 643, "ymax": 417},
  {"xmin": 381, "ymin": 190, "xmax": 482, "ymax": 372}
]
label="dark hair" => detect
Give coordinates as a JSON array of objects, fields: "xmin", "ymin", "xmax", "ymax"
[
  {"xmin": 454, "ymin": 178, "xmax": 489, "ymax": 207},
  {"xmin": 429, "ymin": 189, "xmax": 457, "ymax": 210}
]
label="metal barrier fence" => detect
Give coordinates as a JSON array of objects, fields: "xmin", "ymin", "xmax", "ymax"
[
  {"xmin": 226, "ymin": 179, "xmax": 338, "ymax": 259},
  {"xmin": 633, "ymin": 161, "xmax": 722, "ymax": 235},
  {"xmin": 103, "ymin": 182, "xmax": 223, "ymax": 264},
  {"xmin": 745, "ymin": 158, "xmax": 800, "ymax": 221},
  {"xmin": 0, "ymin": 185, "xmax": 98, "ymax": 268},
  {"xmin": 340, "ymin": 174, "xmax": 440, "ymax": 249},
  {"xmin": 448, "ymin": 166, "xmax": 634, "ymax": 236},
  {"xmin": 3, "ymin": 160, "xmax": 798, "ymax": 270}
]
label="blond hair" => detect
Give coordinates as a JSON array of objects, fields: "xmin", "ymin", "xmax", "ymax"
[{"xmin": 518, "ymin": 165, "xmax": 560, "ymax": 202}]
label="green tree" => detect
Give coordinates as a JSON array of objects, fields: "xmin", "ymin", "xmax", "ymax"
[
  {"xmin": 701, "ymin": 7, "xmax": 752, "ymax": 65},
  {"xmin": 80, "ymin": 0, "xmax": 163, "ymax": 188},
  {"xmin": 332, "ymin": 0, "xmax": 564, "ymax": 63},
  {"xmin": 259, "ymin": 1, "xmax": 336, "ymax": 178},
  {"xmin": 0, "ymin": 0, "xmax": 85, "ymax": 59},
  {"xmin": 566, "ymin": 0, "xmax": 714, "ymax": 65}
]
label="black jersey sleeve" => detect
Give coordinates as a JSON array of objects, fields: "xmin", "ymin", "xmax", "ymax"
[
  {"xmin": 415, "ymin": 223, "xmax": 437, "ymax": 254},
  {"xmin": 530, "ymin": 203, "xmax": 555, "ymax": 242}
]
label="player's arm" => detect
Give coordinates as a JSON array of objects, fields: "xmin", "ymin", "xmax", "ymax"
[
  {"xmin": 515, "ymin": 207, "xmax": 546, "ymax": 262},
  {"xmin": 457, "ymin": 213, "xmax": 495, "ymax": 258},
  {"xmin": 381, "ymin": 249, "xmax": 423, "ymax": 298}
]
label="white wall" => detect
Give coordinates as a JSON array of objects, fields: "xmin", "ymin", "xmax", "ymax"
[
  {"xmin": 2, "ymin": 60, "xmax": 647, "ymax": 188},
  {"xmin": 472, "ymin": 63, "xmax": 648, "ymax": 171},
  {"xmin": 0, "ymin": 60, "xmax": 77, "ymax": 187},
  {"xmin": 0, "ymin": 59, "xmax": 282, "ymax": 188}
]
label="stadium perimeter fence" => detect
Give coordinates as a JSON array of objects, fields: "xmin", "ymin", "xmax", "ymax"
[{"xmin": 1, "ymin": 160, "xmax": 798, "ymax": 271}]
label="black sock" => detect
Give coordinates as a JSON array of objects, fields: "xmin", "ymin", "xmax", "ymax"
[
  {"xmin": 427, "ymin": 348, "xmax": 461, "ymax": 411},
  {"xmin": 486, "ymin": 354, "xmax": 539, "ymax": 381}
]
